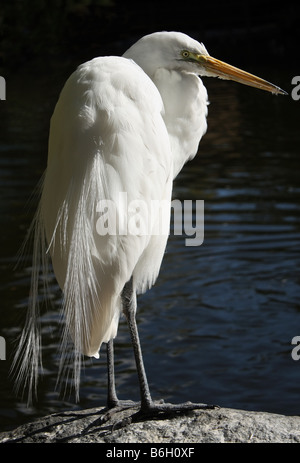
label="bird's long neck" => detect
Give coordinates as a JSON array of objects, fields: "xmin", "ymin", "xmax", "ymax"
[{"xmin": 152, "ymin": 69, "xmax": 208, "ymax": 178}]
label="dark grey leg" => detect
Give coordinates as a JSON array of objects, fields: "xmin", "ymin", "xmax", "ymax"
[
  {"xmin": 106, "ymin": 339, "xmax": 119, "ymax": 408},
  {"xmin": 121, "ymin": 278, "xmax": 152, "ymax": 410},
  {"xmin": 105, "ymin": 337, "xmax": 138, "ymax": 412},
  {"xmin": 121, "ymin": 278, "xmax": 217, "ymax": 416}
]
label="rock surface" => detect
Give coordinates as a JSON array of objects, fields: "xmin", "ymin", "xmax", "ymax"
[{"xmin": 1, "ymin": 405, "xmax": 300, "ymax": 443}]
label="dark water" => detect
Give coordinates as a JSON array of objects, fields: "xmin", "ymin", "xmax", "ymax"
[{"xmin": 0, "ymin": 58, "xmax": 299, "ymax": 431}]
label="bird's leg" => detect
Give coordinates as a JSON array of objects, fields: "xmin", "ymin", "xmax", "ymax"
[
  {"xmin": 106, "ymin": 339, "xmax": 119, "ymax": 408},
  {"xmin": 122, "ymin": 278, "xmax": 152, "ymax": 410},
  {"xmin": 105, "ymin": 338, "xmax": 138, "ymax": 413},
  {"xmin": 122, "ymin": 278, "xmax": 217, "ymax": 418}
]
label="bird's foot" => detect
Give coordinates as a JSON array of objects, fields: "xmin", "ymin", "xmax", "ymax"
[
  {"xmin": 106, "ymin": 399, "xmax": 140, "ymax": 414},
  {"xmin": 94, "ymin": 400, "xmax": 140, "ymax": 432},
  {"xmin": 97, "ymin": 399, "xmax": 218, "ymax": 433},
  {"xmin": 136, "ymin": 399, "xmax": 218, "ymax": 420},
  {"xmin": 99, "ymin": 399, "xmax": 140, "ymax": 425}
]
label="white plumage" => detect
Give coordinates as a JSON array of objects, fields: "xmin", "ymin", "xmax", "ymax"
[
  {"xmin": 14, "ymin": 31, "xmax": 285, "ymax": 410},
  {"xmin": 43, "ymin": 56, "xmax": 175, "ymax": 357}
]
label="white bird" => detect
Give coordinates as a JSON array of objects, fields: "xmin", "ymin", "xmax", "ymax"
[{"xmin": 13, "ymin": 31, "xmax": 286, "ymax": 417}]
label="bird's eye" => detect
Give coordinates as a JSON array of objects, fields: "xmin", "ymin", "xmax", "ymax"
[{"xmin": 181, "ymin": 50, "xmax": 190, "ymax": 59}]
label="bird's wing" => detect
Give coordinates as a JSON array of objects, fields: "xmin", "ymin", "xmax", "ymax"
[{"xmin": 40, "ymin": 56, "xmax": 173, "ymax": 360}]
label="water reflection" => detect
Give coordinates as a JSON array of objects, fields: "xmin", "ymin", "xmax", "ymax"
[{"xmin": 0, "ymin": 61, "xmax": 299, "ymax": 430}]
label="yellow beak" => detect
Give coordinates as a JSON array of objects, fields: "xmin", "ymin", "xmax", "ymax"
[{"xmin": 197, "ymin": 55, "xmax": 287, "ymax": 95}]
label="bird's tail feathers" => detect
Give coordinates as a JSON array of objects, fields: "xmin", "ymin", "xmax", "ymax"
[
  {"xmin": 11, "ymin": 204, "xmax": 49, "ymax": 406},
  {"xmin": 54, "ymin": 187, "xmax": 101, "ymax": 401},
  {"xmin": 12, "ymin": 155, "xmax": 124, "ymax": 404},
  {"xmin": 50, "ymin": 157, "xmax": 120, "ymax": 400}
]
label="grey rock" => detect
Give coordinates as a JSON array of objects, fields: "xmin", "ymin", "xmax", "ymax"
[{"xmin": 1, "ymin": 406, "xmax": 300, "ymax": 443}]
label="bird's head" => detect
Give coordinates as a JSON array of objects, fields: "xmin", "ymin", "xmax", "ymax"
[{"xmin": 123, "ymin": 31, "xmax": 286, "ymax": 95}]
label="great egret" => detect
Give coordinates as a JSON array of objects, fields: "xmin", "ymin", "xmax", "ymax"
[{"xmin": 13, "ymin": 31, "xmax": 286, "ymax": 417}]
